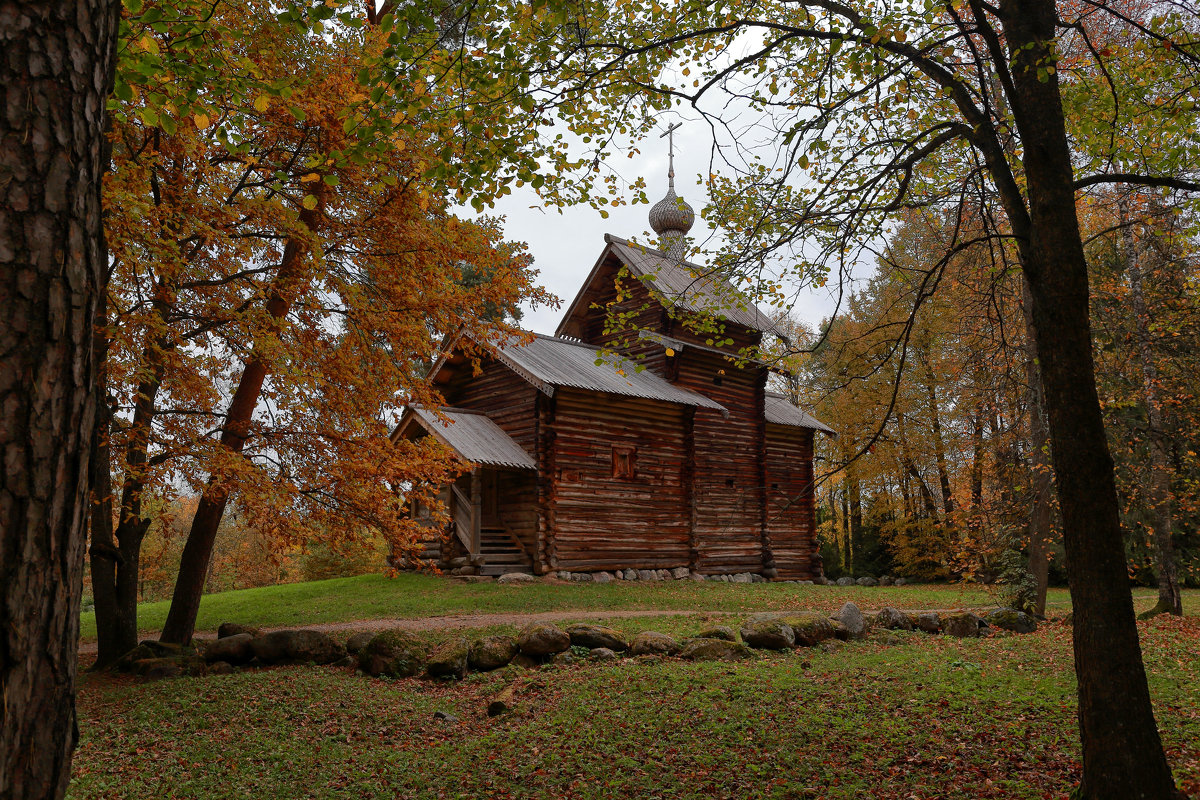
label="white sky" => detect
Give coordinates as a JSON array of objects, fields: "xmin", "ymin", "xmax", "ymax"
[{"xmin": 481, "ymin": 120, "xmax": 849, "ymax": 337}]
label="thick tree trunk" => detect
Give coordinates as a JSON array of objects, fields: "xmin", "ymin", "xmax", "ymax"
[
  {"xmin": 923, "ymin": 371, "xmax": 955, "ymax": 516},
  {"xmin": 0, "ymin": 1, "xmax": 119, "ymax": 797},
  {"xmin": 1121, "ymin": 197, "xmax": 1182, "ymax": 617},
  {"xmin": 1002, "ymin": 1, "xmax": 1180, "ymax": 795},
  {"xmin": 159, "ymin": 197, "xmax": 324, "ymax": 645}
]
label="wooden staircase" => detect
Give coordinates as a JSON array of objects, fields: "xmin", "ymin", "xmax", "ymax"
[{"xmin": 477, "ymin": 526, "xmax": 534, "ymax": 576}]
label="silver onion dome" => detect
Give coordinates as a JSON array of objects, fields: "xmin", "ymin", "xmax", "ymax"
[{"xmin": 649, "ymin": 152, "xmax": 694, "ymax": 258}]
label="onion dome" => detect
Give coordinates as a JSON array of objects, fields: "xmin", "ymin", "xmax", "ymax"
[{"xmin": 649, "ymin": 165, "xmax": 694, "ymax": 258}]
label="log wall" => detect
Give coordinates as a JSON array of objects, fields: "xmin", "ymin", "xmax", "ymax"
[
  {"xmin": 764, "ymin": 423, "xmax": 819, "ymax": 580},
  {"xmin": 441, "ymin": 356, "xmax": 540, "ymax": 452},
  {"xmin": 672, "ymin": 348, "xmax": 768, "ymax": 574},
  {"xmin": 581, "ymin": 259, "xmax": 671, "ymax": 376},
  {"xmin": 548, "ymin": 388, "xmax": 691, "ymax": 571}
]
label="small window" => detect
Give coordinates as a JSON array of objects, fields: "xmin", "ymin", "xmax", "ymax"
[
  {"xmin": 726, "ymin": 478, "xmax": 735, "ymax": 489},
  {"xmin": 612, "ymin": 445, "xmax": 637, "ymax": 479}
]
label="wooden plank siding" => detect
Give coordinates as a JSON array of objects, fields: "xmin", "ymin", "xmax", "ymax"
[
  {"xmin": 440, "ymin": 356, "xmax": 540, "ymax": 453},
  {"xmin": 672, "ymin": 348, "xmax": 769, "ymax": 574},
  {"xmin": 764, "ymin": 423, "xmax": 819, "ymax": 580},
  {"xmin": 580, "ymin": 257, "xmax": 671, "ymax": 377},
  {"xmin": 548, "ymin": 388, "xmax": 691, "ymax": 571}
]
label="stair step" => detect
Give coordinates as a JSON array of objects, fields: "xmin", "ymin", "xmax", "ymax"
[
  {"xmin": 481, "ymin": 553, "xmax": 532, "ymax": 565},
  {"xmin": 479, "ymin": 565, "xmax": 534, "ymax": 576}
]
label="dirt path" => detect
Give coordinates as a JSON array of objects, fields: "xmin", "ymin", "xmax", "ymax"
[{"xmin": 77, "ymin": 609, "xmax": 734, "ymax": 654}]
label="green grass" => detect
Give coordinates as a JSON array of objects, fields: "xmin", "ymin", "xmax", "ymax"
[
  {"xmin": 80, "ymin": 571, "xmax": 1197, "ymax": 641},
  {"xmin": 71, "ymin": 614, "xmax": 1200, "ymax": 799}
]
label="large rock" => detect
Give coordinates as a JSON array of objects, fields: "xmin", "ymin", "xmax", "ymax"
[
  {"xmin": 218, "ymin": 622, "xmax": 261, "ymax": 639},
  {"xmin": 986, "ymin": 608, "xmax": 1038, "ymax": 634},
  {"xmin": 781, "ymin": 613, "xmax": 837, "ymax": 646},
  {"xmin": 678, "ymin": 638, "xmax": 757, "ymax": 662},
  {"xmin": 593, "ymin": 571, "xmax": 614, "ymax": 584},
  {"xmin": 696, "ymin": 625, "xmax": 737, "ymax": 642},
  {"xmin": 835, "ymin": 576, "xmax": 856, "ymax": 587},
  {"xmin": 832, "ymin": 602, "xmax": 867, "ymax": 639},
  {"xmin": 740, "ymin": 618, "xmax": 796, "ymax": 650},
  {"xmin": 517, "ymin": 623, "xmax": 571, "ymax": 656},
  {"xmin": 588, "ymin": 647, "xmax": 620, "ymax": 662},
  {"xmin": 469, "ymin": 635, "xmax": 519, "ymax": 672},
  {"xmin": 622, "ymin": 569, "xmax": 638, "ymax": 581},
  {"xmin": 914, "ymin": 612, "xmax": 941, "ymax": 634},
  {"xmin": 426, "ymin": 636, "xmax": 470, "ymax": 680},
  {"xmin": 497, "ymin": 572, "xmax": 535, "ymax": 584},
  {"xmin": 203, "ymin": 633, "xmax": 253, "ymax": 665},
  {"xmin": 671, "ymin": 567, "xmax": 690, "ymax": 580},
  {"xmin": 637, "ymin": 569, "xmax": 658, "ymax": 582},
  {"xmin": 566, "ymin": 624, "xmax": 629, "ymax": 652},
  {"xmin": 875, "ymin": 607, "xmax": 914, "ymax": 631},
  {"xmin": 730, "ymin": 573, "xmax": 753, "ymax": 584},
  {"xmin": 346, "ymin": 631, "xmax": 375, "ymax": 654},
  {"xmin": 359, "ymin": 630, "xmax": 428, "ymax": 677},
  {"xmin": 942, "ymin": 612, "xmax": 985, "ymax": 638},
  {"xmin": 251, "ymin": 630, "xmax": 345, "ymax": 665},
  {"xmin": 629, "ymin": 631, "xmax": 680, "ymax": 656},
  {"xmin": 855, "ymin": 576, "xmax": 878, "ymax": 587}
]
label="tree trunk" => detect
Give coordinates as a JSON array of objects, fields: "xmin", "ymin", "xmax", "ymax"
[
  {"xmin": 0, "ymin": 1, "xmax": 119, "ymax": 796},
  {"xmin": 1002, "ymin": 2, "xmax": 1180, "ymax": 795},
  {"xmin": 923, "ymin": 371, "xmax": 955, "ymax": 516},
  {"xmin": 1020, "ymin": 279, "xmax": 1055, "ymax": 618},
  {"xmin": 1121, "ymin": 196, "xmax": 1182, "ymax": 617},
  {"xmin": 159, "ymin": 196, "xmax": 324, "ymax": 645}
]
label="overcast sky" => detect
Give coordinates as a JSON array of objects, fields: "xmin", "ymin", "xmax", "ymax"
[{"xmin": 481, "ymin": 120, "xmax": 849, "ymax": 337}]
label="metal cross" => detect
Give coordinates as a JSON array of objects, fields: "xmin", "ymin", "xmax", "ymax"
[{"xmin": 660, "ymin": 121, "xmax": 682, "ymax": 186}]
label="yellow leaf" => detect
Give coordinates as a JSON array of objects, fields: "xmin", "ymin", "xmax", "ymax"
[
  {"xmin": 194, "ymin": 113, "xmax": 210, "ymax": 130},
  {"xmin": 254, "ymin": 95, "xmax": 270, "ymax": 113},
  {"xmin": 302, "ymin": 194, "xmax": 318, "ymax": 210},
  {"xmin": 301, "ymin": 172, "xmax": 320, "ymax": 183},
  {"xmin": 665, "ymin": 348, "xmax": 675, "ymax": 356}
]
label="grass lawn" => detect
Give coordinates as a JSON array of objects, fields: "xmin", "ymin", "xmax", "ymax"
[
  {"xmin": 78, "ymin": 572, "xmax": 1195, "ymax": 640},
  {"xmin": 72, "ymin": 612, "xmax": 1200, "ymax": 799},
  {"xmin": 71, "ymin": 579, "xmax": 1200, "ymax": 798}
]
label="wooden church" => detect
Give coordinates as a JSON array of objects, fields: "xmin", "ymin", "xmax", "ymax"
[{"xmin": 392, "ymin": 156, "xmax": 833, "ymax": 580}]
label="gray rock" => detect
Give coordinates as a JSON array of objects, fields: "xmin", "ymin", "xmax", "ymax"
[
  {"xmin": 942, "ymin": 612, "xmax": 985, "ymax": 638},
  {"xmin": 730, "ymin": 573, "xmax": 753, "ymax": 584},
  {"xmin": 468, "ymin": 635, "xmax": 519, "ymax": 671},
  {"xmin": 879, "ymin": 575, "xmax": 894, "ymax": 586},
  {"xmin": 856, "ymin": 576, "xmax": 878, "ymax": 587},
  {"xmin": 566, "ymin": 624, "xmax": 629, "ymax": 652},
  {"xmin": 894, "ymin": 577, "xmax": 908, "ymax": 586},
  {"xmin": 813, "ymin": 576, "xmax": 830, "ymax": 585},
  {"xmin": 359, "ymin": 630, "xmax": 428, "ymax": 677},
  {"xmin": 217, "ymin": 622, "xmax": 260, "ymax": 639},
  {"xmin": 875, "ymin": 607, "xmax": 914, "ymax": 631},
  {"xmin": 497, "ymin": 572, "xmax": 535, "ymax": 584},
  {"xmin": 656, "ymin": 569, "xmax": 671, "ymax": 581},
  {"xmin": 914, "ymin": 612, "xmax": 941, "ymax": 634},
  {"xmin": 517, "ymin": 623, "xmax": 571, "ymax": 656},
  {"xmin": 251, "ymin": 630, "xmax": 345, "ymax": 665},
  {"xmin": 427, "ymin": 636, "xmax": 470, "ymax": 679},
  {"xmin": 985, "ymin": 608, "xmax": 1038, "ymax": 634},
  {"xmin": 549, "ymin": 651, "xmax": 577, "ymax": 667},
  {"xmin": 203, "ymin": 633, "xmax": 254, "ymax": 665},
  {"xmin": 780, "ymin": 612, "xmax": 838, "ymax": 646},
  {"xmin": 571, "ymin": 572, "xmax": 593, "ymax": 582},
  {"xmin": 636, "ymin": 569, "xmax": 656, "ymax": 581},
  {"xmin": 593, "ymin": 571, "xmax": 614, "ymax": 584},
  {"xmin": 833, "ymin": 602, "xmax": 867, "ymax": 639},
  {"xmin": 707, "ymin": 574, "xmax": 722, "ymax": 582},
  {"xmin": 798, "ymin": 580, "xmax": 815, "ymax": 585},
  {"xmin": 690, "ymin": 571, "xmax": 707, "ymax": 581},
  {"xmin": 835, "ymin": 576, "xmax": 856, "ymax": 587},
  {"xmin": 623, "ymin": 569, "xmax": 638, "ymax": 581},
  {"xmin": 678, "ymin": 638, "xmax": 757, "ymax": 662},
  {"xmin": 696, "ymin": 625, "xmax": 737, "ymax": 642},
  {"xmin": 433, "ymin": 710, "xmax": 458, "ymax": 723},
  {"xmin": 557, "ymin": 570, "xmax": 571, "ymax": 580},
  {"xmin": 740, "ymin": 618, "xmax": 797, "ymax": 650},
  {"xmin": 612, "ymin": 570, "xmax": 624, "ymax": 580},
  {"xmin": 671, "ymin": 567, "xmax": 691, "ymax": 580},
  {"xmin": 750, "ymin": 574, "xmax": 766, "ymax": 583},
  {"xmin": 588, "ymin": 647, "xmax": 620, "ymax": 662},
  {"xmin": 629, "ymin": 631, "xmax": 681, "ymax": 656},
  {"xmin": 346, "ymin": 632, "xmax": 375, "ymax": 654},
  {"xmin": 450, "ymin": 566, "xmax": 478, "ymax": 576}
]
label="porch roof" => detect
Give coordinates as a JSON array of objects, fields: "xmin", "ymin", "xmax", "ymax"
[{"xmin": 405, "ymin": 406, "xmax": 537, "ymax": 470}]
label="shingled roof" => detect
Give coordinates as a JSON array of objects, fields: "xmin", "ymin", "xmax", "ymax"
[
  {"xmin": 396, "ymin": 406, "xmax": 537, "ymax": 470},
  {"xmin": 764, "ymin": 392, "xmax": 835, "ymax": 435},
  {"xmin": 492, "ymin": 334, "xmax": 729, "ymax": 414},
  {"xmin": 556, "ymin": 234, "xmax": 782, "ymax": 338}
]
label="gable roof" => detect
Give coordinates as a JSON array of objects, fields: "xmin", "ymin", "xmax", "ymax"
[
  {"xmin": 396, "ymin": 406, "xmax": 537, "ymax": 470},
  {"xmin": 764, "ymin": 392, "xmax": 836, "ymax": 435},
  {"xmin": 556, "ymin": 235, "xmax": 782, "ymax": 339},
  {"xmin": 487, "ymin": 333, "xmax": 729, "ymax": 415}
]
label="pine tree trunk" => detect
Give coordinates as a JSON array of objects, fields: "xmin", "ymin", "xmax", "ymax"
[
  {"xmin": 1003, "ymin": 2, "xmax": 1180, "ymax": 794},
  {"xmin": 159, "ymin": 196, "xmax": 324, "ymax": 645},
  {"xmin": 0, "ymin": 1, "xmax": 119, "ymax": 796}
]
